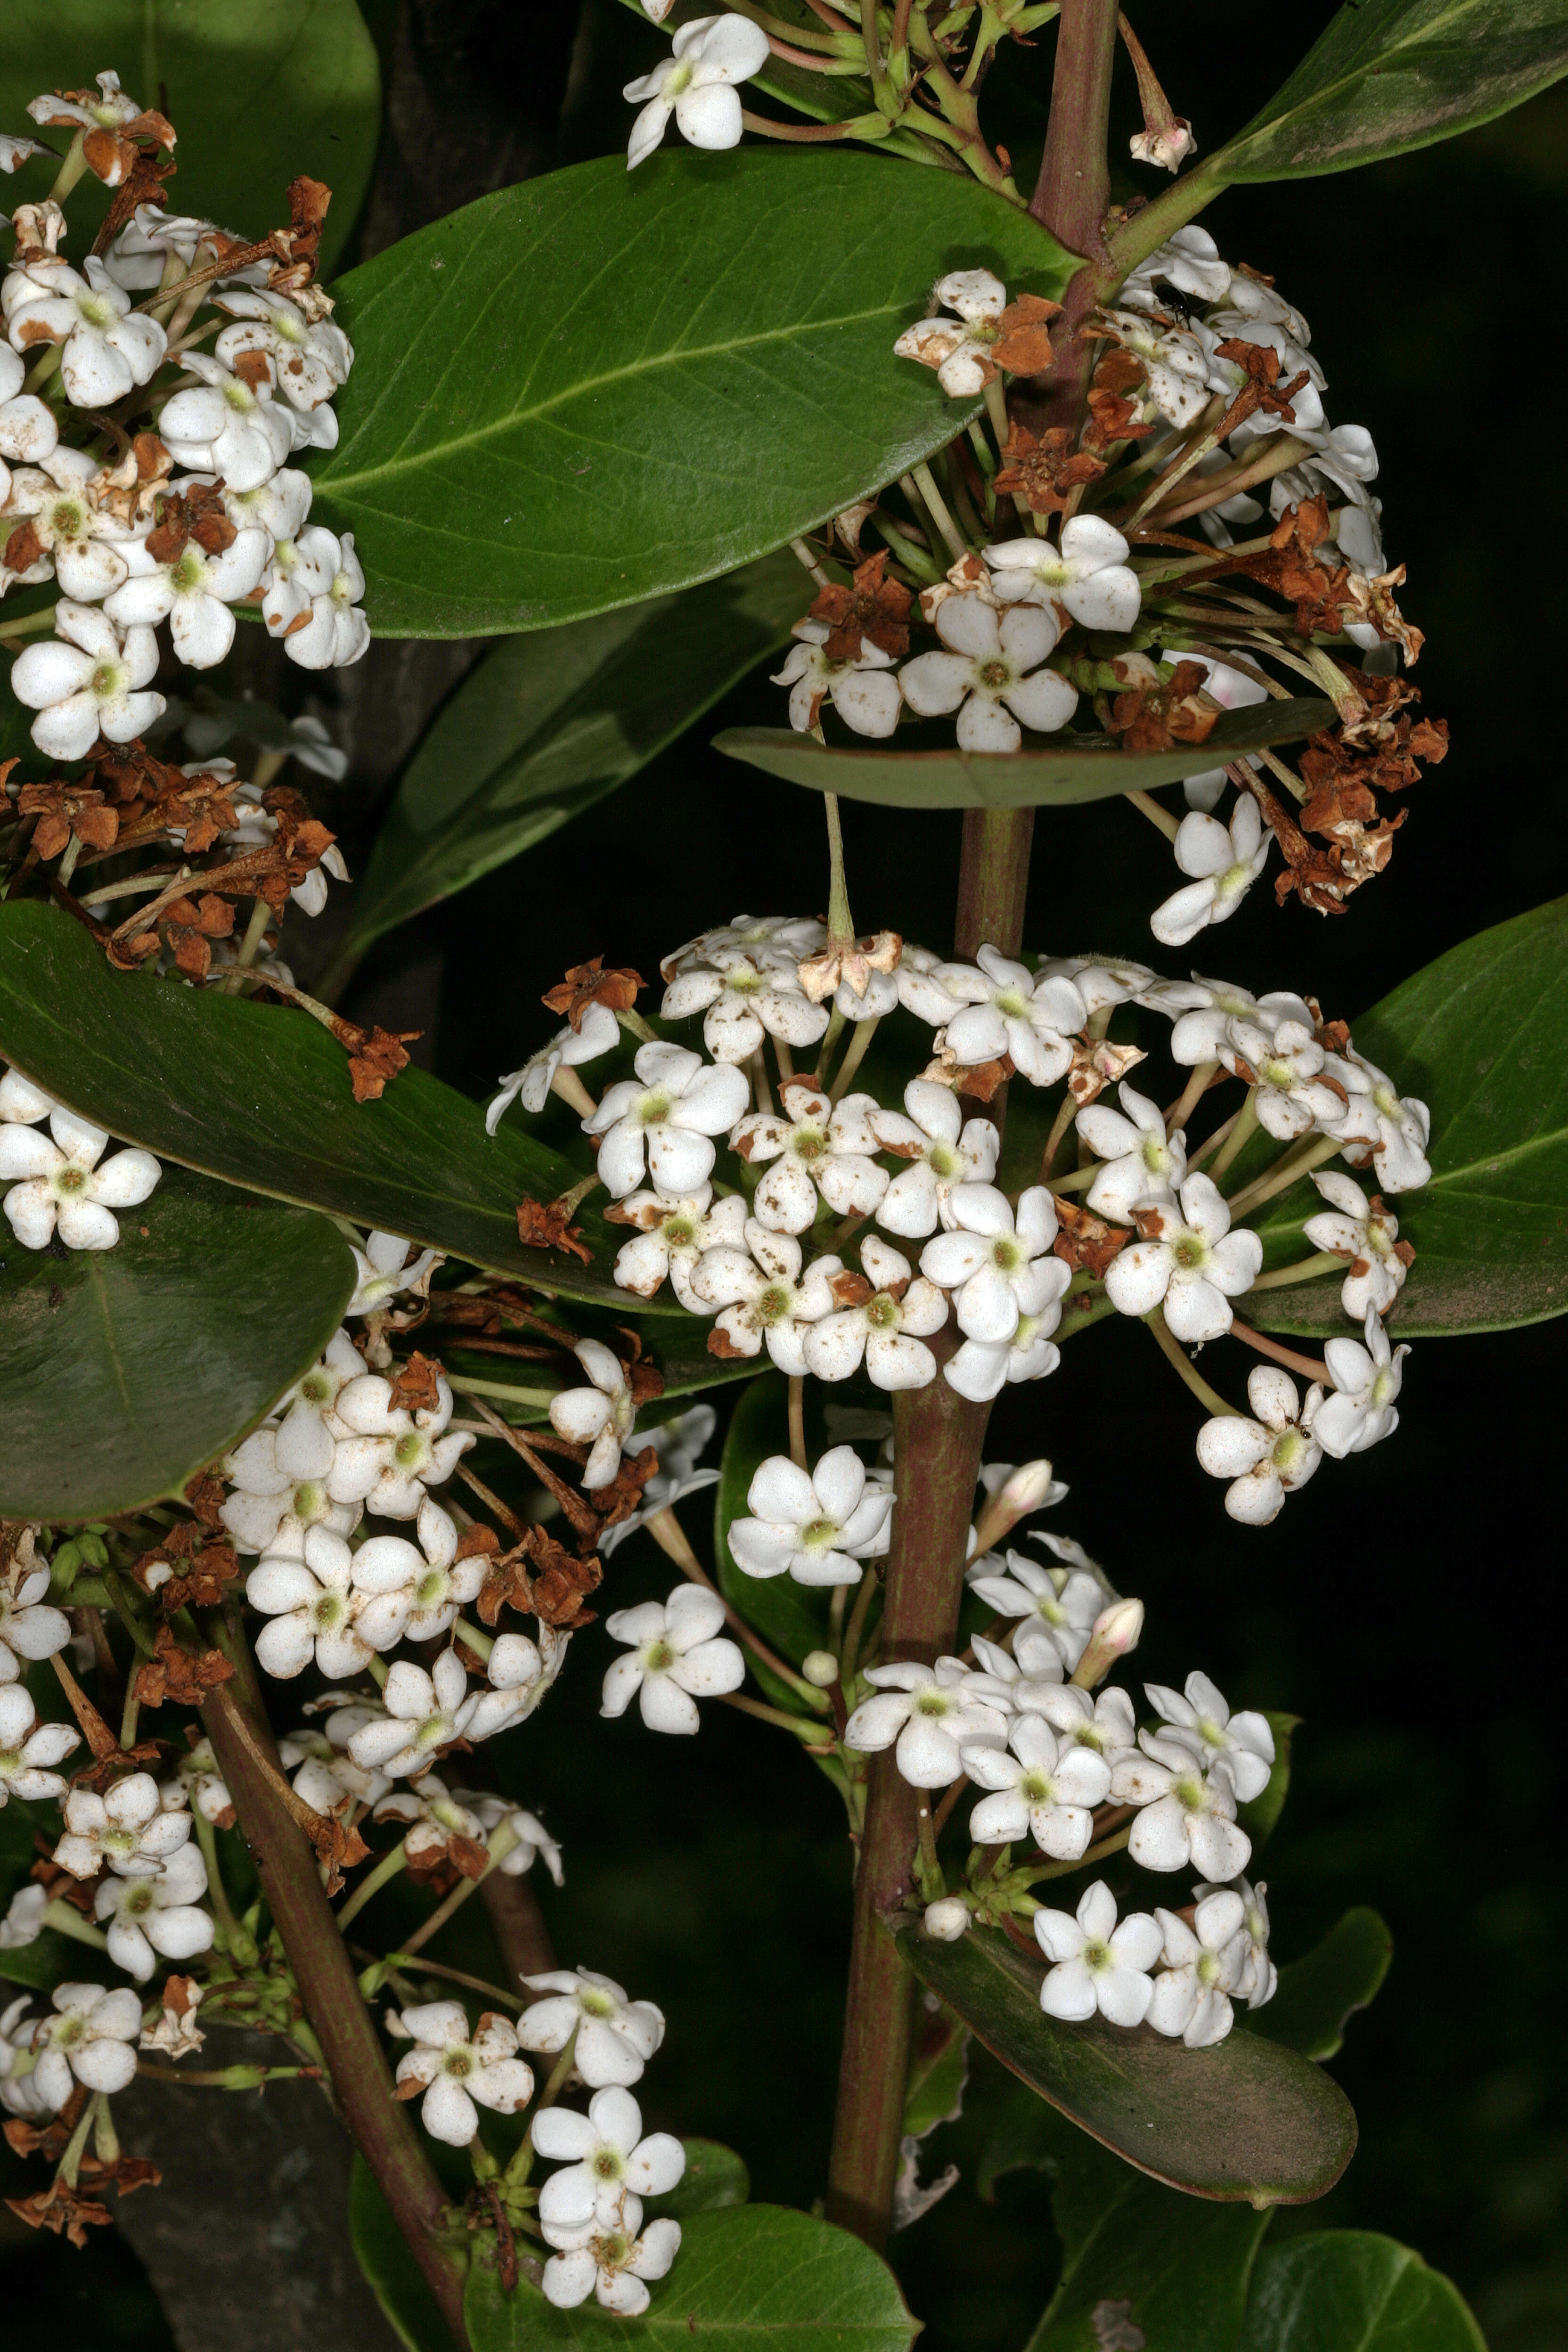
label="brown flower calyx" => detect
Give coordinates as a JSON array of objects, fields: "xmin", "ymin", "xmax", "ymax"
[
  {"xmin": 1065, "ymin": 1036, "xmax": 1147, "ymax": 1109},
  {"xmin": 132, "ymin": 1524, "xmax": 239, "ymax": 1611},
  {"xmin": 307, "ymin": 1807, "xmax": 372, "ymax": 1897},
  {"xmin": 132, "ymin": 1624, "xmax": 237, "ymax": 1710},
  {"xmin": 542, "ymin": 955, "xmax": 645, "ymax": 1032},
  {"xmin": 798, "ymin": 928, "xmax": 902, "ymax": 1007},
  {"xmin": 917, "ymin": 551, "xmax": 996, "ymax": 629},
  {"xmin": 184, "ymin": 1471, "xmax": 227, "ymax": 1528},
  {"xmin": 1105, "ymin": 658, "xmax": 1219, "ymax": 755},
  {"xmin": 1210, "ymin": 337, "xmax": 1309, "ymax": 437},
  {"xmin": 144, "ymin": 482, "xmax": 238, "ymax": 568},
  {"xmin": 110, "ymin": 890, "xmax": 236, "ymax": 980},
  {"xmin": 16, "ymin": 781, "xmax": 120, "ymax": 864},
  {"xmin": 994, "ymin": 423, "xmax": 1106, "ymax": 515},
  {"xmin": 88, "ymin": 433, "xmax": 173, "ymax": 531},
  {"xmin": 1235, "ymin": 768, "xmax": 1353, "ymax": 917},
  {"xmin": 1084, "ymin": 349, "xmax": 1155, "ymax": 450},
  {"xmin": 516, "ymin": 1196, "xmax": 594, "ymax": 1264},
  {"xmin": 527, "ymin": 1527, "xmax": 606, "ymax": 1628},
  {"xmin": 333, "ymin": 1021, "xmax": 419, "ymax": 1104},
  {"xmin": 1052, "ymin": 1196, "xmax": 1130, "ymax": 1279},
  {"xmin": 989, "ymin": 292, "xmax": 1061, "ymax": 378},
  {"xmin": 28, "ymin": 1848, "xmax": 98, "ymax": 1918},
  {"xmin": 388, "ymin": 1351, "xmax": 444, "ymax": 1416},
  {"xmin": 808, "ymin": 550, "xmax": 914, "ymax": 662}
]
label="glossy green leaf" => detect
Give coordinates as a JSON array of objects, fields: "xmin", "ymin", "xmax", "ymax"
[
  {"xmin": 1237, "ymin": 1713, "xmax": 1299, "ymax": 1854},
  {"xmin": 0, "ymin": 903, "xmax": 667, "ymax": 1314},
  {"xmin": 334, "ymin": 553, "xmax": 806, "ymax": 980},
  {"xmin": 712, "ymin": 700, "xmax": 1333, "ymax": 810},
  {"xmin": 0, "ymin": 0, "xmax": 380, "ymax": 276},
  {"xmin": 899, "ymin": 1920, "xmax": 1357, "ymax": 2203},
  {"xmin": 1212, "ymin": 0, "xmax": 1568, "ymax": 182},
  {"xmin": 1238, "ymin": 2232, "xmax": 1486, "ymax": 2351},
  {"xmin": 714, "ymin": 1374, "xmax": 830, "ymax": 1694},
  {"xmin": 643, "ymin": 2140, "xmax": 750, "ymax": 2221},
  {"xmin": 0, "ymin": 1159, "xmax": 354, "ymax": 1520},
  {"xmin": 350, "ymin": 2155, "xmax": 452, "ymax": 2352},
  {"xmin": 1244, "ymin": 1909, "xmax": 1393, "ymax": 2065},
  {"xmin": 1251, "ymin": 895, "xmax": 1568, "ymax": 1336},
  {"xmin": 308, "ymin": 151, "xmax": 1070, "ymax": 637},
  {"xmin": 465, "ymin": 2205, "xmax": 917, "ymax": 2352}
]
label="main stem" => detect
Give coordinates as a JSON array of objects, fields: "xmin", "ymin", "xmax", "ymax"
[
  {"xmin": 1029, "ymin": 0, "xmax": 1122, "ymax": 427},
  {"xmin": 203, "ymin": 1633, "xmax": 469, "ymax": 2347}
]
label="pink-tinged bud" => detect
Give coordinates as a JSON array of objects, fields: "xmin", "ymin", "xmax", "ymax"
[
  {"xmin": 1070, "ymin": 1597, "xmax": 1144, "ymax": 1689},
  {"xmin": 972, "ymin": 1459, "xmax": 1063, "ymax": 1557},
  {"xmin": 923, "ymin": 1898, "xmax": 970, "ymax": 1943}
]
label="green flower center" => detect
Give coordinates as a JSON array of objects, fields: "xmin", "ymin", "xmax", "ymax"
[
  {"xmin": 791, "ymin": 1127, "xmax": 827, "ymax": 1164},
  {"xmin": 799, "ymin": 1516, "xmax": 839, "ymax": 1553},
  {"xmin": 865, "ymin": 1292, "xmax": 899, "ymax": 1331},
  {"xmin": 579, "ymin": 1989, "xmax": 616, "ymax": 2019},
  {"xmin": 55, "ymin": 1165, "xmax": 89, "ymax": 1195},
  {"xmin": 638, "ymin": 1088, "xmax": 672, "ymax": 1127},
  {"xmin": 643, "ymin": 1640, "xmax": 677, "ymax": 1674},
  {"xmin": 1082, "ymin": 1937, "xmax": 1111, "ymax": 1973},
  {"xmin": 90, "ymin": 660, "xmax": 124, "ymax": 701},
  {"xmin": 77, "ymin": 294, "xmax": 116, "ymax": 330},
  {"xmin": 914, "ymin": 1689, "xmax": 951, "ymax": 1719},
  {"xmin": 991, "ymin": 1237, "xmax": 1021, "ymax": 1274},
  {"xmin": 394, "ymin": 1433, "xmax": 427, "ymax": 1470},
  {"xmin": 415, "ymin": 1570, "xmax": 448, "ymax": 1609},
  {"xmin": 927, "ymin": 1142, "xmax": 959, "ymax": 1179},
  {"xmin": 756, "ymin": 1282, "xmax": 793, "ymax": 1327}
]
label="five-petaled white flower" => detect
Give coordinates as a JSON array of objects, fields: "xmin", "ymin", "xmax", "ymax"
[
  {"xmin": 690, "ymin": 1220, "xmax": 843, "ymax": 1372},
  {"xmin": 920, "ymin": 1183, "xmax": 1067, "ymax": 1347},
  {"xmin": 534, "ymin": 2086, "xmax": 686, "ymax": 2229},
  {"xmin": 541, "ymin": 2197, "xmax": 683, "ymax": 2318},
  {"xmin": 549, "ymin": 1338, "xmax": 644, "ymax": 1491},
  {"xmin": 1151, "ymin": 796, "xmax": 1271, "ymax": 947},
  {"xmin": 730, "ymin": 1079, "xmax": 888, "ymax": 1233},
  {"xmin": 1, "ymin": 445, "xmax": 140, "ymax": 600},
  {"xmin": 53, "ymin": 1772, "xmax": 192, "ymax": 1880},
  {"xmin": 803, "ymin": 1234, "xmax": 948, "ymax": 1390},
  {"xmin": 982, "ymin": 517, "xmax": 1142, "ymax": 634},
  {"xmin": 844, "ymin": 1657, "xmax": 1009, "ymax": 1787},
  {"xmin": 728, "ymin": 1446, "xmax": 894, "ymax": 1588},
  {"xmin": 4, "ymin": 251, "xmax": 166, "ymax": 407},
  {"xmin": 661, "ymin": 946, "xmax": 831, "ymax": 1065},
  {"xmin": 1144, "ymin": 1670, "xmax": 1275, "ymax": 1803},
  {"xmin": 1147, "ymin": 1888, "xmax": 1248, "ymax": 2048},
  {"xmin": 327, "ymin": 1365, "xmax": 473, "ymax": 1518},
  {"xmin": 1333, "ymin": 1049, "xmax": 1433, "ymax": 1193},
  {"xmin": 9, "ymin": 596, "xmax": 164, "ymax": 759},
  {"xmin": 965, "ymin": 1552, "xmax": 1102, "ymax": 1672},
  {"xmin": 1197, "ymin": 1367, "xmax": 1323, "ymax": 1526},
  {"xmin": 373, "ymin": 1773, "xmax": 487, "ymax": 1869},
  {"xmin": 1, "ymin": 1548, "xmax": 71, "ymax": 1682},
  {"xmin": 1034, "ymin": 1880, "xmax": 1163, "ymax": 2027},
  {"xmin": 772, "ymin": 621, "xmax": 901, "ymax": 739},
  {"xmin": 602, "ymin": 1585, "xmax": 744, "ymax": 1734},
  {"xmin": 156, "ymin": 351, "xmax": 295, "ymax": 490},
  {"xmin": 1076, "ymin": 1081, "xmax": 1186, "ymax": 1225},
  {"xmin": 248, "ymin": 1521, "xmax": 373, "ymax": 1680},
  {"xmin": 351, "ymin": 1498, "xmax": 482, "ymax": 1650},
  {"xmin": 586, "ymin": 1041, "xmax": 750, "ymax": 1201},
  {"xmin": 1103, "ymin": 1172, "xmax": 1261, "ymax": 1341},
  {"xmin": 961, "ymin": 1717, "xmax": 1111, "ymax": 1857},
  {"xmin": 1315, "ymin": 1306, "xmax": 1409, "ymax": 1457},
  {"xmin": 609, "ymin": 1187, "xmax": 748, "ymax": 1307},
  {"xmin": 458, "ymin": 1795, "xmax": 565, "ymax": 1884},
  {"xmin": 519, "ymin": 1969, "xmax": 666, "ymax": 2089},
  {"xmin": 0, "ymin": 1685, "xmax": 78, "ymax": 1806},
  {"xmin": 394, "ymin": 2001, "xmax": 535, "ymax": 2146},
  {"xmin": 32, "ymin": 1982, "xmax": 144, "ymax": 2110},
  {"xmin": 623, "ymin": 13, "xmax": 770, "ymax": 168},
  {"xmin": 262, "ymin": 527, "xmax": 371, "ymax": 670},
  {"xmin": 347, "ymin": 1652, "xmax": 470, "ymax": 1780},
  {"xmin": 899, "ymin": 595, "xmax": 1077, "ymax": 753},
  {"xmin": 0, "ymin": 1105, "xmax": 160, "ymax": 1252},
  {"xmin": 1304, "ymin": 1170, "xmax": 1411, "ymax": 1318},
  {"xmin": 93, "ymin": 1845, "xmax": 214, "ymax": 1984},
  {"xmin": 1111, "ymin": 1734, "xmax": 1251, "ymax": 1881},
  {"xmin": 868, "ymin": 1080, "xmax": 999, "ymax": 1238}
]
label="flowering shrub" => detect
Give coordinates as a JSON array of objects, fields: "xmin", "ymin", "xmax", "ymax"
[{"xmin": 0, "ymin": 8, "xmax": 1563, "ymax": 2349}]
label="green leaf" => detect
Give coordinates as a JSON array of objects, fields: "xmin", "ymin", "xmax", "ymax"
[
  {"xmin": 0, "ymin": 0, "xmax": 381, "ymax": 276},
  {"xmin": 309, "ymin": 152, "xmax": 1071, "ymax": 638},
  {"xmin": 0, "ymin": 903, "xmax": 675, "ymax": 1314},
  {"xmin": 464, "ymin": 2205, "xmax": 917, "ymax": 2352},
  {"xmin": 643, "ymin": 2140, "xmax": 750, "ymax": 2221},
  {"xmin": 1238, "ymin": 2232, "xmax": 1486, "ymax": 2351},
  {"xmin": 1029, "ymin": 2143, "xmax": 1272, "ymax": 2352},
  {"xmin": 0, "ymin": 1160, "xmax": 354, "ymax": 1520},
  {"xmin": 899, "ymin": 1920, "xmax": 1357, "ymax": 2204},
  {"xmin": 334, "ymin": 553, "xmax": 806, "ymax": 978},
  {"xmin": 1251, "ymin": 894, "xmax": 1568, "ymax": 1336},
  {"xmin": 903, "ymin": 2003, "xmax": 969, "ymax": 2140},
  {"xmin": 714, "ymin": 1375, "xmax": 830, "ymax": 1690},
  {"xmin": 711, "ymin": 701, "xmax": 1333, "ymax": 810},
  {"xmin": 1212, "ymin": 0, "xmax": 1568, "ymax": 182},
  {"xmin": 350, "ymin": 2155, "xmax": 453, "ymax": 2352},
  {"xmin": 1236, "ymin": 1713, "xmax": 1300, "ymax": 1854},
  {"xmin": 1243, "ymin": 1909, "xmax": 1393, "ymax": 2065}
]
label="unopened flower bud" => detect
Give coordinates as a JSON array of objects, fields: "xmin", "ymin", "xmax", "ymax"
[
  {"xmin": 972, "ymin": 1458, "xmax": 1064, "ymax": 1556},
  {"xmin": 801, "ymin": 1650, "xmax": 840, "ymax": 1688},
  {"xmin": 923, "ymin": 1897, "xmax": 969, "ymax": 1943},
  {"xmin": 1070, "ymin": 1596, "xmax": 1144, "ymax": 1689}
]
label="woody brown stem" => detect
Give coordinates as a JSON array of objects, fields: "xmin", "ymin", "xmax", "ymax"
[
  {"xmin": 1029, "ymin": 0, "xmax": 1122, "ymax": 429},
  {"xmin": 480, "ymin": 1870, "xmax": 557, "ymax": 1995}
]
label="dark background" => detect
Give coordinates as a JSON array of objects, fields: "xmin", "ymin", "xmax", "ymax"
[{"xmin": 3, "ymin": 5, "xmax": 1563, "ymax": 2346}]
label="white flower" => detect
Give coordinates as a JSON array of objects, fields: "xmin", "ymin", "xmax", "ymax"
[
  {"xmin": 844, "ymin": 1657, "xmax": 1009, "ymax": 1787},
  {"xmin": 1034, "ymin": 1880, "xmax": 1163, "ymax": 2027},
  {"xmin": 1143, "ymin": 1670, "xmax": 1275, "ymax": 1803},
  {"xmin": 0, "ymin": 1550, "xmax": 71, "ymax": 1683},
  {"xmin": 53, "ymin": 1772, "xmax": 191, "ymax": 1880},
  {"xmin": 1151, "ymin": 796, "xmax": 1270, "ymax": 947},
  {"xmin": 1315, "ymin": 1306, "xmax": 1408, "ymax": 1457},
  {"xmin": 1303, "ymin": 1170, "xmax": 1410, "ymax": 1318},
  {"xmin": 269, "ymin": 1328, "xmax": 361, "ymax": 1479},
  {"xmin": 892, "ymin": 268, "xmax": 1011, "ymax": 398},
  {"xmin": 661, "ymin": 947, "xmax": 830, "ymax": 1066},
  {"xmin": 1096, "ymin": 306, "xmax": 1212, "ymax": 428},
  {"xmin": 1147, "ymin": 1888, "xmax": 1248, "ymax": 2047},
  {"xmin": 99, "ymin": 203, "xmax": 212, "ymax": 293},
  {"xmin": 944, "ymin": 1304, "xmax": 1066, "ymax": 1403},
  {"xmin": 1155, "ymin": 978, "xmax": 1314, "ymax": 1070},
  {"xmin": 219, "ymin": 1431, "xmax": 360, "ymax": 1552},
  {"xmin": 247, "ymin": 1526, "xmax": 370, "ymax": 1678},
  {"xmin": 602, "ymin": 1585, "xmax": 744, "ymax": 1734},
  {"xmin": 965, "ymin": 1552, "xmax": 1101, "ymax": 1672},
  {"xmin": 1075, "ymin": 1082, "xmax": 1185, "ymax": 1224},
  {"xmin": 661, "ymin": 915, "xmax": 825, "ymax": 982},
  {"xmin": 351, "ymin": 1498, "xmax": 481, "ymax": 1650},
  {"xmin": 961, "ymin": 1717, "xmax": 1111, "ymax": 1856},
  {"xmin": 327, "ymin": 1366, "xmax": 473, "ymax": 1518},
  {"xmin": 689, "ymin": 1221, "xmax": 842, "ymax": 1372},
  {"xmin": 966, "ymin": 1628, "xmax": 1066, "ymax": 1712},
  {"xmin": 212, "ymin": 287, "xmax": 353, "ymax": 411},
  {"xmin": 1332, "ymin": 1050, "xmax": 1433, "ymax": 1192},
  {"xmin": 0, "ymin": 1683, "xmax": 78, "ymax": 1804},
  {"xmin": 1201, "ymin": 1875, "xmax": 1276, "ymax": 2007},
  {"xmin": 772, "ymin": 620, "xmax": 901, "ymax": 739},
  {"xmin": 549, "ymin": 1339, "xmax": 641, "ymax": 1492},
  {"xmin": 1028, "ymin": 1683, "xmax": 1138, "ymax": 1772},
  {"xmin": 1131, "ymin": 118, "xmax": 1196, "ymax": 172},
  {"xmin": 458, "ymin": 1795, "xmax": 564, "ymax": 1883},
  {"xmin": 282, "ymin": 1710, "xmax": 390, "ymax": 1813},
  {"xmin": 374, "ymin": 1773, "xmax": 486, "ymax": 1868},
  {"xmin": 1111, "ymin": 1735, "xmax": 1251, "ymax": 1880},
  {"xmin": 899, "ymin": 595, "xmax": 1076, "ymax": 752},
  {"xmin": 803, "ymin": 1234, "xmax": 947, "ymax": 1390},
  {"xmin": 1120, "ymin": 226, "xmax": 1232, "ymax": 313},
  {"xmin": 93, "ymin": 1845, "xmax": 214, "ymax": 1984},
  {"xmin": 1102, "ymin": 1171, "xmax": 1262, "ymax": 1341},
  {"xmin": 8, "ymin": 596, "xmax": 164, "ymax": 759},
  {"xmin": 0, "ymin": 1888, "xmax": 49, "ymax": 1955},
  {"xmin": 1203, "ymin": 316, "xmax": 1324, "ymax": 433},
  {"xmin": 1042, "ymin": 955, "xmax": 1161, "ymax": 1021},
  {"xmin": 928, "ymin": 952, "xmax": 1087, "ymax": 1088},
  {"xmin": 346, "ymin": 1231, "xmax": 442, "ymax": 1315},
  {"xmin": 1197, "ymin": 1367, "xmax": 1323, "ymax": 1526},
  {"xmin": 542, "ymin": 2197, "xmax": 683, "ymax": 2317},
  {"xmin": 0, "ymin": 1105, "xmax": 160, "ymax": 1252},
  {"xmin": 394, "ymin": 2001, "xmax": 535, "ymax": 2146},
  {"xmin": 923, "ymin": 1897, "xmax": 971, "ymax": 1942},
  {"xmin": 920, "ymin": 1183, "xmax": 1067, "ymax": 1345},
  {"xmin": 868, "ymin": 1080, "xmax": 998, "ymax": 1238},
  {"xmin": 32, "ymin": 1983, "xmax": 144, "ymax": 2109},
  {"xmin": 157, "ymin": 353, "xmax": 295, "ymax": 491},
  {"xmin": 519, "ymin": 1969, "xmax": 666, "ymax": 2089},
  {"xmin": 347, "ymin": 1651, "xmax": 470, "ymax": 1780},
  {"xmin": 623, "ymin": 13, "xmax": 770, "ymax": 167},
  {"xmin": 534, "ymin": 2086, "xmax": 686, "ymax": 2229},
  {"xmin": 460, "ymin": 1625, "xmax": 571, "ymax": 1744},
  {"xmin": 1221, "ymin": 1015, "xmax": 1354, "ymax": 1142},
  {"xmin": 163, "ymin": 1737, "xmax": 233, "ymax": 1828},
  {"xmin": 586, "ymin": 1041, "xmax": 750, "ymax": 1201},
  {"xmin": 104, "ymin": 521, "xmax": 270, "ymax": 670},
  {"xmin": 262, "ymin": 527, "xmax": 370, "ymax": 670},
  {"xmin": 488, "ymin": 1001, "xmax": 621, "ymax": 1132},
  {"xmin": 0, "ymin": 1993, "xmax": 48, "ymax": 2118},
  {"xmin": 982, "ymin": 517, "xmax": 1142, "ymax": 633},
  {"xmin": 728, "ymin": 1447, "xmax": 894, "ymax": 1588},
  {"xmin": 729, "ymin": 1078, "xmax": 888, "ymax": 1233},
  {"xmin": 25, "ymin": 69, "xmax": 144, "ymax": 135},
  {"xmin": 608, "ymin": 1187, "xmax": 748, "ymax": 1307},
  {"xmin": 1, "ymin": 445, "xmax": 142, "ymax": 601},
  {"xmin": 4, "ymin": 253, "xmax": 166, "ymax": 407}
]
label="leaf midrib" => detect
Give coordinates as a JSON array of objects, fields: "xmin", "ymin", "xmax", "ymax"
[{"xmin": 1228, "ymin": 0, "xmax": 1519, "ymax": 161}]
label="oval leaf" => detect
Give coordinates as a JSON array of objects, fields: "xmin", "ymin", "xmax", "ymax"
[
  {"xmin": 1251, "ymin": 894, "xmax": 1568, "ymax": 1335},
  {"xmin": 465, "ymin": 2205, "xmax": 917, "ymax": 2352},
  {"xmin": 1242, "ymin": 1908, "xmax": 1393, "ymax": 2065},
  {"xmin": 309, "ymin": 151, "xmax": 1071, "ymax": 637},
  {"xmin": 643, "ymin": 2139, "xmax": 750, "ymax": 2221},
  {"xmin": 1238, "ymin": 2232, "xmax": 1486, "ymax": 2352},
  {"xmin": 711, "ymin": 699, "xmax": 1332, "ymax": 809},
  {"xmin": 0, "ymin": 1160, "xmax": 354, "ymax": 1520},
  {"xmin": 333, "ymin": 553, "xmax": 807, "ymax": 980},
  {"xmin": 0, "ymin": 0, "xmax": 381, "ymax": 276},
  {"xmin": 899, "ymin": 1919, "xmax": 1357, "ymax": 2203},
  {"xmin": 0, "ymin": 904, "xmax": 666, "ymax": 1314},
  {"xmin": 1214, "ymin": 0, "xmax": 1568, "ymax": 182}
]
